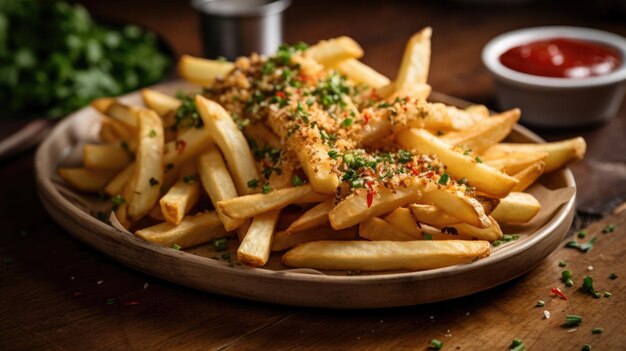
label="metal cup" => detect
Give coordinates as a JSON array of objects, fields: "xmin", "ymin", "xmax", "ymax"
[{"xmin": 192, "ymin": 0, "xmax": 291, "ymax": 60}]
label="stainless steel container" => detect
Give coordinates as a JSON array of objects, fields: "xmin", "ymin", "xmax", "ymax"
[{"xmin": 192, "ymin": 0, "xmax": 291, "ymax": 60}]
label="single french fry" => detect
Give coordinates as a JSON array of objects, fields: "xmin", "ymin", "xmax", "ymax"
[
  {"xmin": 178, "ymin": 55, "xmax": 235, "ymax": 86},
  {"xmin": 446, "ymin": 105, "xmax": 487, "ymax": 130},
  {"xmin": 140, "ymin": 89, "xmax": 181, "ymax": 117},
  {"xmin": 333, "ymin": 59, "xmax": 390, "ymax": 88},
  {"xmin": 83, "ymin": 143, "xmax": 133, "ymax": 170},
  {"xmin": 114, "ymin": 178, "xmax": 134, "ymax": 230},
  {"xmin": 480, "ymin": 137, "xmax": 586, "ymax": 173},
  {"xmin": 104, "ymin": 163, "xmax": 135, "ymax": 196},
  {"xmin": 384, "ymin": 207, "xmax": 422, "ymax": 237},
  {"xmin": 512, "ymin": 161, "xmax": 546, "ymax": 192},
  {"xmin": 237, "ymin": 210, "xmax": 280, "ymax": 266},
  {"xmin": 286, "ymin": 199, "xmax": 334, "ymax": 234},
  {"xmin": 292, "ymin": 137, "xmax": 339, "ymax": 194},
  {"xmin": 218, "ymin": 184, "xmax": 325, "ymax": 220},
  {"xmin": 409, "ymin": 204, "xmax": 462, "ymax": 227},
  {"xmin": 272, "ymin": 225, "xmax": 358, "ymax": 251},
  {"xmin": 305, "ymin": 36, "xmax": 363, "ymax": 67},
  {"xmin": 105, "ymin": 102, "xmax": 140, "ymax": 128},
  {"xmin": 128, "ymin": 110, "xmax": 164, "ymax": 220},
  {"xmin": 395, "ymin": 27, "xmax": 432, "ymax": 89},
  {"xmin": 135, "ymin": 211, "xmax": 228, "ymax": 248},
  {"xmin": 282, "ymin": 240, "xmax": 491, "ymax": 271},
  {"xmin": 91, "ymin": 97, "xmax": 115, "ymax": 113},
  {"xmin": 197, "ymin": 144, "xmax": 244, "ymax": 231},
  {"xmin": 440, "ymin": 108, "xmax": 521, "ymax": 153},
  {"xmin": 163, "ymin": 127, "xmax": 213, "ymax": 171},
  {"xmin": 359, "ymin": 217, "xmax": 417, "ymax": 241},
  {"xmin": 419, "ymin": 187, "xmax": 491, "ymax": 228},
  {"xmin": 438, "ymin": 216, "xmax": 503, "ymax": 242},
  {"xmin": 397, "ymin": 128, "xmax": 518, "ymax": 198},
  {"xmin": 195, "ymin": 95, "xmax": 259, "ymax": 195},
  {"xmin": 160, "ymin": 161, "xmax": 200, "ymax": 225},
  {"xmin": 329, "ymin": 179, "xmax": 422, "ymax": 230},
  {"xmin": 484, "ymin": 152, "xmax": 548, "ymax": 175},
  {"xmin": 491, "ymin": 192, "xmax": 541, "ymax": 224},
  {"xmin": 100, "ymin": 115, "xmax": 137, "ymax": 142},
  {"xmin": 58, "ymin": 168, "xmax": 116, "ymax": 192}
]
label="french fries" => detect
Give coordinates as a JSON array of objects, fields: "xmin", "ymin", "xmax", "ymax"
[
  {"xmin": 160, "ymin": 161, "xmax": 200, "ymax": 225},
  {"xmin": 136, "ymin": 211, "xmax": 228, "ymax": 248},
  {"xmin": 329, "ymin": 179, "xmax": 422, "ymax": 229},
  {"xmin": 305, "ymin": 36, "xmax": 364, "ymax": 67},
  {"xmin": 481, "ymin": 137, "xmax": 586, "ymax": 173},
  {"xmin": 397, "ymin": 128, "xmax": 519, "ymax": 198},
  {"xmin": 237, "ymin": 210, "xmax": 280, "ymax": 266},
  {"xmin": 272, "ymin": 225, "xmax": 358, "ymax": 251},
  {"xmin": 197, "ymin": 144, "xmax": 244, "ymax": 231},
  {"xmin": 491, "ymin": 192, "xmax": 541, "ymax": 224},
  {"xmin": 58, "ymin": 168, "xmax": 116, "ymax": 192},
  {"xmin": 128, "ymin": 110, "xmax": 164, "ymax": 220},
  {"xmin": 195, "ymin": 95, "xmax": 258, "ymax": 195},
  {"xmin": 83, "ymin": 143, "xmax": 133, "ymax": 170},
  {"xmin": 59, "ymin": 28, "xmax": 585, "ymax": 273},
  {"xmin": 178, "ymin": 55, "xmax": 235, "ymax": 86},
  {"xmin": 282, "ymin": 240, "xmax": 491, "ymax": 271},
  {"xmin": 218, "ymin": 184, "xmax": 327, "ymax": 221}
]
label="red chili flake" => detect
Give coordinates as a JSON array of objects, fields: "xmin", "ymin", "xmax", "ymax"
[
  {"xmin": 175, "ymin": 139, "xmax": 187, "ymax": 154},
  {"xmin": 550, "ymin": 287, "xmax": 568, "ymax": 300},
  {"xmin": 425, "ymin": 171, "xmax": 435, "ymax": 179},
  {"xmin": 363, "ymin": 113, "xmax": 371, "ymax": 124},
  {"xmin": 73, "ymin": 291, "xmax": 83, "ymax": 297},
  {"xmin": 369, "ymin": 89, "xmax": 379, "ymax": 99},
  {"xmin": 123, "ymin": 300, "xmax": 141, "ymax": 306},
  {"xmin": 276, "ymin": 91, "xmax": 286, "ymax": 99},
  {"xmin": 365, "ymin": 180, "xmax": 376, "ymax": 208}
]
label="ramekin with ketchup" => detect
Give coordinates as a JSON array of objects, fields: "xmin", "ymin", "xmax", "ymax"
[{"xmin": 483, "ymin": 27, "xmax": 626, "ymax": 127}]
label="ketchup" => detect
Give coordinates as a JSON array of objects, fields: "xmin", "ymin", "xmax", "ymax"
[{"xmin": 499, "ymin": 38, "xmax": 622, "ymax": 78}]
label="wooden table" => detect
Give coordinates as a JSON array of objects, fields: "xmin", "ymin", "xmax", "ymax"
[{"xmin": 1, "ymin": 1, "xmax": 625, "ymax": 350}]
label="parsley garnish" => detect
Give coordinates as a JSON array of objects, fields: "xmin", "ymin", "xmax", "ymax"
[
  {"xmin": 262, "ymin": 184, "xmax": 271, "ymax": 194},
  {"xmin": 475, "ymin": 156, "xmax": 483, "ymax": 163},
  {"xmin": 247, "ymin": 179, "xmax": 259, "ymax": 188},
  {"xmin": 328, "ymin": 150, "xmax": 338, "ymax": 159},
  {"xmin": 148, "ymin": 129, "xmax": 157, "ymax": 137},
  {"xmin": 291, "ymin": 175, "xmax": 304, "ymax": 186},
  {"xmin": 438, "ymin": 173, "xmax": 449, "ymax": 185},
  {"xmin": 213, "ymin": 238, "xmax": 227, "ymax": 251},
  {"xmin": 172, "ymin": 244, "xmax": 181, "ymax": 250},
  {"xmin": 602, "ymin": 224, "xmax": 616, "ymax": 233},
  {"xmin": 111, "ymin": 195, "xmax": 126, "ymax": 210}
]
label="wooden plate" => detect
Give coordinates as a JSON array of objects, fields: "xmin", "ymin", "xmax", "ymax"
[{"xmin": 35, "ymin": 80, "xmax": 576, "ymax": 309}]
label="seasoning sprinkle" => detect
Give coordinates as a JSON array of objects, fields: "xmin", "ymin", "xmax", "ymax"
[
  {"xmin": 247, "ymin": 179, "xmax": 259, "ymax": 188},
  {"xmin": 172, "ymin": 244, "xmax": 181, "ymax": 250},
  {"xmin": 577, "ymin": 230, "xmax": 587, "ymax": 238},
  {"xmin": 564, "ymin": 314, "xmax": 583, "ymax": 327},
  {"xmin": 429, "ymin": 339, "xmax": 443, "ymax": 350},
  {"xmin": 591, "ymin": 328, "xmax": 603, "ymax": 334},
  {"xmin": 559, "ymin": 261, "xmax": 567, "ymax": 267}
]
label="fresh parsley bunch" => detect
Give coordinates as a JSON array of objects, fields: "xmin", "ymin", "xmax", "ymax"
[{"xmin": 0, "ymin": 0, "xmax": 171, "ymax": 119}]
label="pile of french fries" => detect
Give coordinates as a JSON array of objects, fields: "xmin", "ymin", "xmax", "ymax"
[{"xmin": 58, "ymin": 28, "xmax": 586, "ymax": 272}]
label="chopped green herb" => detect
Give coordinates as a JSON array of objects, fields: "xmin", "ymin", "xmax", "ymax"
[
  {"xmin": 397, "ymin": 149, "xmax": 413, "ymax": 164},
  {"xmin": 604, "ymin": 291, "xmax": 612, "ymax": 298},
  {"xmin": 213, "ymin": 238, "xmax": 227, "ymax": 252},
  {"xmin": 291, "ymin": 175, "xmax": 304, "ymax": 186},
  {"xmin": 149, "ymin": 177, "xmax": 159, "ymax": 186},
  {"xmin": 565, "ymin": 279, "xmax": 574, "ymax": 287},
  {"xmin": 438, "ymin": 173, "xmax": 449, "ymax": 185},
  {"xmin": 591, "ymin": 328, "xmax": 603, "ymax": 334},
  {"xmin": 183, "ymin": 175, "xmax": 197, "ymax": 184},
  {"xmin": 172, "ymin": 244, "xmax": 181, "ymax": 250},
  {"xmin": 563, "ymin": 314, "xmax": 583, "ymax": 327},
  {"xmin": 510, "ymin": 338, "xmax": 524, "ymax": 351},
  {"xmin": 341, "ymin": 118, "xmax": 353, "ymax": 127},
  {"xmin": 536, "ymin": 300, "xmax": 545, "ymax": 307},
  {"xmin": 428, "ymin": 338, "xmax": 443, "ymax": 350},
  {"xmin": 559, "ymin": 261, "xmax": 567, "ymax": 267},
  {"xmin": 565, "ymin": 240, "xmax": 580, "ymax": 249},
  {"xmin": 475, "ymin": 156, "xmax": 483, "ymax": 163},
  {"xmin": 581, "ymin": 275, "xmax": 602, "ymax": 298},
  {"xmin": 111, "ymin": 194, "xmax": 126, "ymax": 210},
  {"xmin": 609, "ymin": 273, "xmax": 617, "ymax": 280},
  {"xmin": 562, "ymin": 270, "xmax": 573, "ymax": 281},
  {"xmin": 148, "ymin": 129, "xmax": 157, "ymax": 137},
  {"xmin": 602, "ymin": 224, "xmax": 615, "ymax": 233},
  {"xmin": 328, "ymin": 150, "xmax": 338, "ymax": 159},
  {"xmin": 262, "ymin": 184, "xmax": 271, "ymax": 194},
  {"xmin": 579, "ymin": 237, "xmax": 597, "ymax": 252},
  {"xmin": 424, "ymin": 233, "xmax": 433, "ymax": 240},
  {"xmin": 247, "ymin": 179, "xmax": 259, "ymax": 188},
  {"xmin": 502, "ymin": 234, "xmax": 514, "ymax": 241},
  {"xmin": 511, "ymin": 344, "xmax": 525, "ymax": 351},
  {"xmin": 582, "ymin": 344, "xmax": 591, "ymax": 351},
  {"xmin": 578, "ymin": 230, "xmax": 587, "ymax": 238},
  {"xmin": 492, "ymin": 240, "xmax": 502, "ymax": 247}
]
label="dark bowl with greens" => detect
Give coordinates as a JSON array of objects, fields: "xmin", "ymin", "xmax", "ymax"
[{"xmin": 0, "ymin": 0, "xmax": 173, "ymax": 120}]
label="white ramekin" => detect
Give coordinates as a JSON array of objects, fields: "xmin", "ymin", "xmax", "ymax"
[{"xmin": 482, "ymin": 26, "xmax": 626, "ymax": 127}]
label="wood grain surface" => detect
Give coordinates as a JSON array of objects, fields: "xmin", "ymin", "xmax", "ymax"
[{"xmin": 1, "ymin": 0, "xmax": 625, "ymax": 349}]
